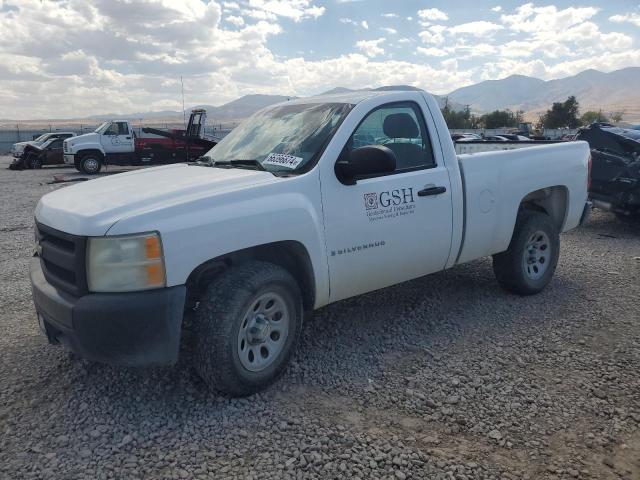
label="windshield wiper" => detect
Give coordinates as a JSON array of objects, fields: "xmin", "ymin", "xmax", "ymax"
[{"xmin": 213, "ymin": 159, "xmax": 267, "ymax": 171}]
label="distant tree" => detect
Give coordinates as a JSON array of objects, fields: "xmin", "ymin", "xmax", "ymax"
[
  {"xmin": 609, "ymin": 111, "xmax": 624, "ymax": 124},
  {"xmin": 541, "ymin": 96, "xmax": 581, "ymax": 129},
  {"xmin": 580, "ymin": 110, "xmax": 609, "ymax": 125},
  {"xmin": 441, "ymin": 100, "xmax": 481, "ymax": 129},
  {"xmin": 479, "ymin": 109, "xmax": 520, "ymax": 129}
]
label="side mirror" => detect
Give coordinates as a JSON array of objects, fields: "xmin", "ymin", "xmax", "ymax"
[{"xmin": 336, "ymin": 145, "xmax": 396, "ymax": 184}]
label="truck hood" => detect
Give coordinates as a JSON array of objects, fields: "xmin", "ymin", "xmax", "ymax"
[
  {"xmin": 67, "ymin": 132, "xmax": 99, "ymax": 146},
  {"xmin": 35, "ymin": 164, "xmax": 277, "ymax": 236}
]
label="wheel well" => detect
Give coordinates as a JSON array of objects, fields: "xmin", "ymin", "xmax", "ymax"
[
  {"xmin": 519, "ymin": 186, "xmax": 568, "ymax": 231},
  {"xmin": 77, "ymin": 149, "xmax": 104, "ymax": 160},
  {"xmin": 185, "ymin": 241, "xmax": 316, "ymax": 310}
]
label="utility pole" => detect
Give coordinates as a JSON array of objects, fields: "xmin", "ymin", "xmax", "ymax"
[{"xmin": 181, "ymin": 76, "xmax": 186, "ymax": 130}]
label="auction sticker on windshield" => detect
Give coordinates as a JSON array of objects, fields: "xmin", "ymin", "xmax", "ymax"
[{"xmin": 263, "ymin": 153, "xmax": 304, "ymax": 169}]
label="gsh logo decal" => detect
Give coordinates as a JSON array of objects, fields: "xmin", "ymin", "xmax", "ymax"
[
  {"xmin": 364, "ymin": 188, "xmax": 416, "ymax": 223},
  {"xmin": 364, "ymin": 193, "xmax": 379, "ymax": 210}
]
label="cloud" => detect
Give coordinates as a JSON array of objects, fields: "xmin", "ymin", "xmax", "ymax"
[
  {"xmin": 355, "ymin": 38, "xmax": 385, "ymax": 58},
  {"xmin": 418, "ymin": 25, "xmax": 446, "ymax": 45},
  {"xmin": 226, "ymin": 15, "xmax": 245, "ymax": 26},
  {"xmin": 417, "ymin": 47, "xmax": 449, "ymax": 57},
  {"xmin": 0, "ymin": 0, "xmax": 638, "ymax": 120},
  {"xmin": 417, "ymin": 8, "xmax": 448, "ymax": 22},
  {"xmin": 492, "ymin": 6, "xmax": 502, "ymax": 12},
  {"xmin": 246, "ymin": 0, "xmax": 325, "ymax": 22},
  {"xmin": 610, "ymin": 12, "xmax": 640, "ymax": 27},
  {"xmin": 449, "ymin": 21, "xmax": 503, "ymax": 36},
  {"xmin": 501, "ymin": 4, "xmax": 599, "ymax": 33}
]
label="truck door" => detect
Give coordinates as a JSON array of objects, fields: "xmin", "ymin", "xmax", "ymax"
[
  {"xmin": 102, "ymin": 122, "xmax": 134, "ymax": 154},
  {"xmin": 320, "ymin": 101, "xmax": 453, "ymax": 303}
]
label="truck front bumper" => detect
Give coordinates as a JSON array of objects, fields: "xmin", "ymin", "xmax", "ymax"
[
  {"xmin": 30, "ymin": 258, "xmax": 185, "ymax": 367},
  {"xmin": 63, "ymin": 154, "xmax": 74, "ymax": 165}
]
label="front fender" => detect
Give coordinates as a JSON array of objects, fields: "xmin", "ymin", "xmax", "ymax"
[
  {"xmin": 73, "ymin": 144, "xmax": 105, "ymax": 156},
  {"xmin": 107, "ymin": 171, "xmax": 330, "ymax": 308}
]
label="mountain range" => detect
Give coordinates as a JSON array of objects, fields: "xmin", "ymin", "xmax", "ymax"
[
  {"xmin": 447, "ymin": 67, "xmax": 640, "ymax": 121},
  {"xmin": 87, "ymin": 86, "xmax": 463, "ymax": 123}
]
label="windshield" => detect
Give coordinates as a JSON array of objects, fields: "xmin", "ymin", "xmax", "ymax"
[
  {"xmin": 204, "ymin": 102, "xmax": 353, "ymax": 173},
  {"xmin": 33, "ymin": 134, "xmax": 50, "ymax": 142},
  {"xmin": 94, "ymin": 122, "xmax": 110, "ymax": 134}
]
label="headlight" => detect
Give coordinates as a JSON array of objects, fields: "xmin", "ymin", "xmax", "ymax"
[{"xmin": 87, "ymin": 232, "xmax": 166, "ymax": 292}]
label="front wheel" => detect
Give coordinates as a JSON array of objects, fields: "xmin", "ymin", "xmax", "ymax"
[
  {"xmin": 27, "ymin": 154, "xmax": 42, "ymax": 169},
  {"xmin": 194, "ymin": 261, "xmax": 303, "ymax": 396},
  {"xmin": 79, "ymin": 154, "xmax": 102, "ymax": 174},
  {"xmin": 492, "ymin": 210, "xmax": 560, "ymax": 295}
]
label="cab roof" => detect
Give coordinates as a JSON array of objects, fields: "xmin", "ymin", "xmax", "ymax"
[{"xmin": 285, "ymin": 90, "xmax": 428, "ymax": 106}]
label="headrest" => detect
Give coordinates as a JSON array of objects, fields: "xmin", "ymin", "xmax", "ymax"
[{"xmin": 383, "ymin": 113, "xmax": 419, "ymax": 139}]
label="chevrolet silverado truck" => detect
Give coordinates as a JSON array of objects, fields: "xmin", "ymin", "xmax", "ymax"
[
  {"xmin": 62, "ymin": 110, "xmax": 216, "ymax": 174},
  {"xmin": 31, "ymin": 91, "xmax": 591, "ymax": 396}
]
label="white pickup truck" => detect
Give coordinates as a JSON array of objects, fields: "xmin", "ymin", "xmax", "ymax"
[{"xmin": 31, "ymin": 91, "xmax": 591, "ymax": 396}]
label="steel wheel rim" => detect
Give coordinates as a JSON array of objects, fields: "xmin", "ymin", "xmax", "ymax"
[
  {"xmin": 84, "ymin": 158, "xmax": 99, "ymax": 172},
  {"xmin": 522, "ymin": 230, "xmax": 551, "ymax": 280},
  {"xmin": 237, "ymin": 292, "xmax": 289, "ymax": 372}
]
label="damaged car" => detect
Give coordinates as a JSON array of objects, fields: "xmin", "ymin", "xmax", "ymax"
[
  {"xmin": 10, "ymin": 132, "xmax": 75, "ymax": 159},
  {"xmin": 9, "ymin": 136, "xmax": 67, "ymax": 170},
  {"xmin": 575, "ymin": 123, "xmax": 640, "ymax": 221}
]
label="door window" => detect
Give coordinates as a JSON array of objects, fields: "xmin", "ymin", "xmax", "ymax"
[
  {"xmin": 104, "ymin": 123, "xmax": 118, "ymax": 135},
  {"xmin": 116, "ymin": 122, "xmax": 129, "ymax": 135},
  {"xmin": 344, "ymin": 102, "xmax": 436, "ymax": 173}
]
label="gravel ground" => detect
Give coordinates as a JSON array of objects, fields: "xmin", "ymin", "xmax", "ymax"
[{"xmin": 1, "ymin": 155, "xmax": 639, "ymax": 480}]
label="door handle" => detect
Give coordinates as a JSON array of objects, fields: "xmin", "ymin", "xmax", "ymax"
[
  {"xmin": 418, "ymin": 186, "xmax": 447, "ymax": 197},
  {"xmin": 125, "ymin": 136, "xmax": 131, "ymax": 139}
]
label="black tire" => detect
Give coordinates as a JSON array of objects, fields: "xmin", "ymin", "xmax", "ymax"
[
  {"xmin": 492, "ymin": 210, "xmax": 560, "ymax": 295},
  {"xmin": 21, "ymin": 154, "xmax": 33, "ymax": 169},
  {"xmin": 194, "ymin": 261, "xmax": 303, "ymax": 396},
  {"xmin": 79, "ymin": 154, "xmax": 102, "ymax": 174},
  {"xmin": 27, "ymin": 154, "xmax": 42, "ymax": 169}
]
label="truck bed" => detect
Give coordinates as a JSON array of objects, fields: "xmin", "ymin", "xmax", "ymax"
[{"xmin": 455, "ymin": 141, "xmax": 591, "ymax": 265}]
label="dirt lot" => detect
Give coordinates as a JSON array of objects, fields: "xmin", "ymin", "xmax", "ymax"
[{"xmin": 1, "ymin": 155, "xmax": 639, "ymax": 480}]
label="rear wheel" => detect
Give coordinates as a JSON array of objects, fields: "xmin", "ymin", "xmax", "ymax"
[
  {"xmin": 193, "ymin": 261, "xmax": 303, "ymax": 396},
  {"xmin": 493, "ymin": 211, "xmax": 560, "ymax": 295},
  {"xmin": 79, "ymin": 154, "xmax": 102, "ymax": 174}
]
